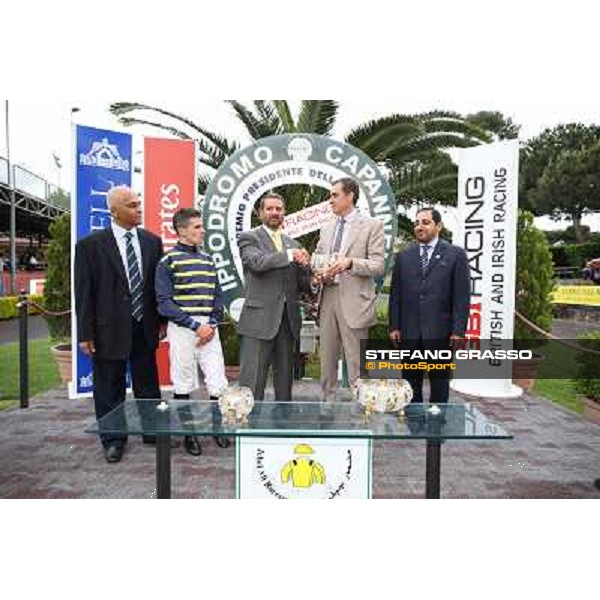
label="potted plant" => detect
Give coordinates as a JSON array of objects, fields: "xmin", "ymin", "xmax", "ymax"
[
  {"xmin": 512, "ymin": 210, "xmax": 555, "ymax": 391},
  {"xmin": 43, "ymin": 214, "xmax": 72, "ymax": 384}
]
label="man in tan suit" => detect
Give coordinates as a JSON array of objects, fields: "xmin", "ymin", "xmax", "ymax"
[{"xmin": 314, "ymin": 178, "xmax": 385, "ymax": 401}]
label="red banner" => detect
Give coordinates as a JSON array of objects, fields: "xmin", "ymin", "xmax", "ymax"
[{"xmin": 144, "ymin": 138, "xmax": 196, "ymax": 386}]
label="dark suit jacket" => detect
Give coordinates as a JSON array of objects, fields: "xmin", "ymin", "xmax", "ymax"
[
  {"xmin": 237, "ymin": 227, "xmax": 311, "ymax": 341},
  {"xmin": 389, "ymin": 239, "xmax": 470, "ymax": 340},
  {"xmin": 75, "ymin": 227, "xmax": 164, "ymax": 360}
]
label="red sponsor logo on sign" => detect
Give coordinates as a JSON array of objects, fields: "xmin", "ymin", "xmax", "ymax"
[{"xmin": 144, "ymin": 138, "xmax": 196, "ymax": 386}]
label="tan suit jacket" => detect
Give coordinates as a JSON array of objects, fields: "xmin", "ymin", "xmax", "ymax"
[{"xmin": 315, "ymin": 214, "xmax": 385, "ymax": 328}]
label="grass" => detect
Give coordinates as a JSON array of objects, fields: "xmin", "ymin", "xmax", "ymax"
[
  {"xmin": 0, "ymin": 337, "xmax": 583, "ymax": 416},
  {"xmin": 517, "ymin": 336, "xmax": 589, "ymax": 414},
  {"xmin": 533, "ymin": 339, "xmax": 579, "ymax": 380},
  {"xmin": 533, "ymin": 378, "xmax": 584, "ymax": 414},
  {"xmin": 304, "ymin": 349, "xmax": 587, "ymax": 415},
  {"xmin": 0, "ymin": 338, "xmax": 61, "ymax": 411}
]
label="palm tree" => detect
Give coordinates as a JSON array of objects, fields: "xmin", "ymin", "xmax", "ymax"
[
  {"xmin": 110, "ymin": 101, "xmax": 490, "ymax": 203},
  {"xmin": 346, "ymin": 110, "xmax": 490, "ymax": 209},
  {"xmin": 111, "ymin": 101, "xmax": 338, "ymax": 190},
  {"xmin": 110, "ymin": 100, "xmax": 490, "ymax": 189}
]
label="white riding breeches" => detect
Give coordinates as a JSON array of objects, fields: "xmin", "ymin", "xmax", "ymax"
[{"xmin": 167, "ymin": 318, "xmax": 228, "ymax": 397}]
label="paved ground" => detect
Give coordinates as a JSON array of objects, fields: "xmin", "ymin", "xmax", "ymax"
[
  {"xmin": 1, "ymin": 316, "xmax": 598, "ymax": 499},
  {"xmin": 552, "ymin": 317, "xmax": 599, "ymax": 338},
  {"xmin": 0, "ymin": 381, "xmax": 598, "ymax": 499},
  {"xmin": 0, "ymin": 315, "xmax": 49, "ymax": 344}
]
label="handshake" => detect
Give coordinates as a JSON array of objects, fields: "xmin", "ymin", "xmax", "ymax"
[
  {"xmin": 290, "ymin": 248, "xmax": 311, "ymax": 267},
  {"xmin": 291, "ymin": 249, "xmax": 353, "ymax": 285}
]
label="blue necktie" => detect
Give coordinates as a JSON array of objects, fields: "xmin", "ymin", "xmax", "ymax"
[
  {"xmin": 420, "ymin": 244, "xmax": 430, "ymax": 273},
  {"xmin": 125, "ymin": 231, "xmax": 143, "ymax": 321}
]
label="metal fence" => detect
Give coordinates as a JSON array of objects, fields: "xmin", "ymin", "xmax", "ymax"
[{"xmin": 0, "ymin": 155, "xmax": 70, "ymax": 210}]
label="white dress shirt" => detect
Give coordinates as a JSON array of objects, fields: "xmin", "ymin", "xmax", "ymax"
[
  {"xmin": 329, "ymin": 209, "xmax": 359, "ymax": 283},
  {"xmin": 262, "ymin": 225, "xmax": 296, "ymax": 262},
  {"xmin": 330, "ymin": 209, "xmax": 359, "ymax": 254},
  {"xmin": 111, "ymin": 221, "xmax": 143, "ymax": 287},
  {"xmin": 420, "ymin": 236, "xmax": 439, "ymax": 265}
]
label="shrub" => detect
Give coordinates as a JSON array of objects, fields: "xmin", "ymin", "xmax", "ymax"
[
  {"xmin": 0, "ymin": 294, "xmax": 44, "ymax": 320},
  {"xmin": 550, "ymin": 242, "xmax": 600, "ymax": 269},
  {"xmin": 515, "ymin": 211, "xmax": 555, "ymax": 339},
  {"xmin": 573, "ymin": 331, "xmax": 600, "ymax": 401},
  {"xmin": 42, "ymin": 214, "xmax": 71, "ymax": 341}
]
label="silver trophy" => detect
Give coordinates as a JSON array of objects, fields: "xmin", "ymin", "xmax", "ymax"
[{"xmin": 310, "ymin": 252, "xmax": 339, "ymax": 277}]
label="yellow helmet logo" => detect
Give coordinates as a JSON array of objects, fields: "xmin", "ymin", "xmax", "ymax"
[{"xmin": 293, "ymin": 444, "xmax": 315, "ymax": 455}]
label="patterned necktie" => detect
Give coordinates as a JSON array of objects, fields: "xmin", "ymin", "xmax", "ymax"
[
  {"xmin": 331, "ymin": 218, "xmax": 345, "ymax": 253},
  {"xmin": 420, "ymin": 244, "xmax": 431, "ymax": 273},
  {"xmin": 125, "ymin": 231, "xmax": 143, "ymax": 321}
]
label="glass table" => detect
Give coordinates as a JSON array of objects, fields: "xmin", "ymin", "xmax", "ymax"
[{"xmin": 85, "ymin": 399, "xmax": 512, "ymax": 499}]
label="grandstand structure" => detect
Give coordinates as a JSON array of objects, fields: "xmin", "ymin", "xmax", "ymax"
[{"xmin": 0, "ymin": 154, "xmax": 70, "ymax": 294}]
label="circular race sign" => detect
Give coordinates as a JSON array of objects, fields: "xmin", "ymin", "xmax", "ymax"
[{"xmin": 203, "ymin": 134, "xmax": 397, "ymax": 316}]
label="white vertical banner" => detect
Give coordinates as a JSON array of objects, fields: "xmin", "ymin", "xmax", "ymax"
[{"xmin": 452, "ymin": 140, "xmax": 522, "ymax": 399}]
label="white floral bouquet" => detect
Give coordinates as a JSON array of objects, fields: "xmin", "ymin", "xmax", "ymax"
[
  {"xmin": 354, "ymin": 378, "xmax": 413, "ymax": 414},
  {"xmin": 218, "ymin": 386, "xmax": 255, "ymax": 423}
]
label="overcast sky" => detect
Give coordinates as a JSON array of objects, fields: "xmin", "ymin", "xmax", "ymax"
[
  {"xmin": 3, "ymin": 99, "xmax": 600, "ymax": 187},
  {"xmin": 2, "ymin": 99, "xmax": 598, "ymax": 232},
  {"xmin": 2, "ymin": 0, "xmax": 599, "ymax": 232}
]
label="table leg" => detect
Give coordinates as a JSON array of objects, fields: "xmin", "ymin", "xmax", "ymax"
[
  {"xmin": 156, "ymin": 435, "xmax": 171, "ymax": 499},
  {"xmin": 425, "ymin": 440, "xmax": 441, "ymax": 499}
]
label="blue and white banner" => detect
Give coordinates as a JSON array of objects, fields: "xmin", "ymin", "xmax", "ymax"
[{"xmin": 70, "ymin": 125, "xmax": 132, "ymax": 397}]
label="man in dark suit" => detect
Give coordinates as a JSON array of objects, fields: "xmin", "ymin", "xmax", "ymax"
[
  {"xmin": 75, "ymin": 186, "xmax": 164, "ymax": 463},
  {"xmin": 237, "ymin": 192, "xmax": 312, "ymax": 404},
  {"xmin": 389, "ymin": 207, "xmax": 470, "ymax": 403}
]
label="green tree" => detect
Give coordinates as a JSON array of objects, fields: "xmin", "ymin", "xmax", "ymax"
[
  {"xmin": 344, "ymin": 109, "xmax": 489, "ymax": 208},
  {"xmin": 533, "ymin": 142, "xmax": 600, "ymax": 243},
  {"xmin": 390, "ymin": 151, "xmax": 459, "ymax": 207},
  {"xmin": 47, "ymin": 188, "xmax": 71, "ymax": 210},
  {"xmin": 520, "ymin": 123, "xmax": 600, "ymax": 239},
  {"xmin": 43, "ymin": 214, "xmax": 71, "ymax": 340},
  {"xmin": 544, "ymin": 224, "xmax": 592, "ymax": 245},
  {"xmin": 110, "ymin": 101, "xmax": 491, "ymax": 210},
  {"xmin": 466, "ymin": 111, "xmax": 520, "ymax": 140},
  {"xmin": 112, "ymin": 101, "xmax": 343, "ymax": 246},
  {"xmin": 515, "ymin": 211, "xmax": 555, "ymax": 339},
  {"xmin": 111, "ymin": 102, "xmax": 494, "ymax": 255}
]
